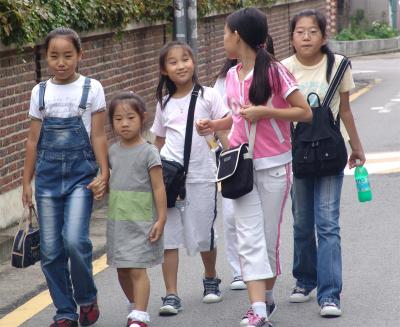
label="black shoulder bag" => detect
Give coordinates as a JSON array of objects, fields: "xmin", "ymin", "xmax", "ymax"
[
  {"xmin": 291, "ymin": 57, "xmax": 350, "ymax": 178},
  {"xmin": 216, "ymin": 123, "xmax": 256, "ymax": 199},
  {"xmin": 161, "ymin": 84, "xmax": 200, "ymax": 208}
]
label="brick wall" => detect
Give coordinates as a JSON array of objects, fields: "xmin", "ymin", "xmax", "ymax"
[{"xmin": 0, "ymin": 0, "xmax": 326, "ymax": 226}]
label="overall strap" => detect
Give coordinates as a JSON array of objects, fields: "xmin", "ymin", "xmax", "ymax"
[
  {"xmin": 78, "ymin": 77, "xmax": 91, "ymax": 110},
  {"xmin": 38, "ymin": 81, "xmax": 47, "ymax": 111},
  {"xmin": 322, "ymin": 57, "xmax": 350, "ymax": 108},
  {"xmin": 183, "ymin": 84, "xmax": 201, "ymax": 175}
]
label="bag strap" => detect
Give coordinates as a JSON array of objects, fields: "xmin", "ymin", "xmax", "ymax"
[
  {"xmin": 183, "ymin": 84, "xmax": 201, "ymax": 175},
  {"xmin": 322, "ymin": 57, "xmax": 350, "ymax": 108},
  {"xmin": 78, "ymin": 77, "xmax": 91, "ymax": 110},
  {"xmin": 38, "ymin": 81, "xmax": 47, "ymax": 111},
  {"xmin": 245, "ymin": 122, "xmax": 257, "ymax": 158}
]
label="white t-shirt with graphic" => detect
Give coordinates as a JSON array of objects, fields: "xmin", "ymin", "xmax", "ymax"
[
  {"xmin": 151, "ymin": 86, "xmax": 229, "ymax": 183},
  {"xmin": 29, "ymin": 75, "xmax": 106, "ymax": 135}
]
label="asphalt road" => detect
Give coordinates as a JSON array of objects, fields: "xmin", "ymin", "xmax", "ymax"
[{"xmin": 13, "ymin": 53, "xmax": 400, "ymax": 326}]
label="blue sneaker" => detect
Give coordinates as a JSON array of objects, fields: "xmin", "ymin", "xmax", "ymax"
[
  {"xmin": 202, "ymin": 277, "xmax": 223, "ymax": 303},
  {"xmin": 159, "ymin": 294, "xmax": 182, "ymax": 316},
  {"xmin": 289, "ymin": 286, "xmax": 311, "ymax": 303}
]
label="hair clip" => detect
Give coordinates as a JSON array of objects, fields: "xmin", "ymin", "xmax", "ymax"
[{"xmin": 256, "ymin": 43, "xmax": 265, "ymax": 50}]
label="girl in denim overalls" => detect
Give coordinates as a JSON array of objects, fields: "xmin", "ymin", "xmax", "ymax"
[{"xmin": 22, "ymin": 27, "xmax": 109, "ymax": 327}]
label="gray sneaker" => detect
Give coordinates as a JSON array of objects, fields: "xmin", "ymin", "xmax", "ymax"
[{"xmin": 159, "ymin": 294, "xmax": 182, "ymax": 316}]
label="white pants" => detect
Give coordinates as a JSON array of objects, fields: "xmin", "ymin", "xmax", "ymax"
[
  {"xmin": 222, "ymin": 197, "xmax": 241, "ymax": 278},
  {"xmin": 164, "ymin": 182, "xmax": 218, "ymax": 256},
  {"xmin": 233, "ymin": 164, "xmax": 291, "ymax": 282}
]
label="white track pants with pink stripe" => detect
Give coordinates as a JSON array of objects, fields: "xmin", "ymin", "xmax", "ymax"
[{"xmin": 233, "ymin": 163, "xmax": 291, "ymax": 282}]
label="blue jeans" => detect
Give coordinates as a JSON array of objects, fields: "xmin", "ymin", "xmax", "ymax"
[
  {"xmin": 291, "ymin": 173, "xmax": 343, "ymax": 306},
  {"xmin": 35, "ymin": 116, "xmax": 98, "ymax": 321}
]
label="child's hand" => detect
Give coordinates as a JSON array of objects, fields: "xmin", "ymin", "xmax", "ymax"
[
  {"xmin": 22, "ymin": 184, "xmax": 33, "ymax": 208},
  {"xmin": 149, "ymin": 220, "xmax": 165, "ymax": 243},
  {"xmin": 196, "ymin": 119, "xmax": 215, "ymax": 136},
  {"xmin": 348, "ymin": 150, "xmax": 366, "ymax": 169},
  {"xmin": 87, "ymin": 177, "xmax": 107, "ymax": 200},
  {"xmin": 239, "ymin": 104, "xmax": 266, "ymax": 122}
]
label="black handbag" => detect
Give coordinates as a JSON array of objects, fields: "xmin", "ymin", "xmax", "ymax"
[
  {"xmin": 216, "ymin": 123, "xmax": 256, "ymax": 199},
  {"xmin": 291, "ymin": 57, "xmax": 350, "ymax": 178},
  {"xmin": 161, "ymin": 84, "xmax": 200, "ymax": 208},
  {"xmin": 11, "ymin": 205, "xmax": 40, "ymax": 268}
]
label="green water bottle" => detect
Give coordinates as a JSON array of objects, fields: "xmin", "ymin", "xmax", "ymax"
[{"xmin": 354, "ymin": 165, "xmax": 372, "ymax": 202}]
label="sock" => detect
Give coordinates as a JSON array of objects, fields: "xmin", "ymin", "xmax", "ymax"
[
  {"xmin": 265, "ymin": 289, "xmax": 274, "ymax": 305},
  {"xmin": 251, "ymin": 302, "xmax": 267, "ymax": 318},
  {"xmin": 128, "ymin": 310, "xmax": 150, "ymax": 323},
  {"xmin": 126, "ymin": 299, "xmax": 135, "ymax": 313}
]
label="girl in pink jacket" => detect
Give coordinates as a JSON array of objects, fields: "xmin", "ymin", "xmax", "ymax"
[{"xmin": 199, "ymin": 7, "xmax": 311, "ymax": 327}]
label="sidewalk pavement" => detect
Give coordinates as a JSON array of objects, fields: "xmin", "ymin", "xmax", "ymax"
[
  {"xmin": 0, "ymin": 202, "xmax": 108, "ymax": 319},
  {"xmin": 0, "ymin": 75, "xmax": 373, "ymax": 319}
]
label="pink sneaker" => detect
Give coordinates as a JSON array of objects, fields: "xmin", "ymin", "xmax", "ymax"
[{"xmin": 246, "ymin": 310, "xmax": 273, "ymax": 327}]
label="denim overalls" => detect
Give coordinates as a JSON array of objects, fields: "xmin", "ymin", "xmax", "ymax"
[{"xmin": 35, "ymin": 77, "xmax": 98, "ymax": 322}]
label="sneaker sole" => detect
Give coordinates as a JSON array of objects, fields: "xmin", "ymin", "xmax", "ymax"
[
  {"xmin": 159, "ymin": 306, "xmax": 182, "ymax": 316},
  {"xmin": 289, "ymin": 295, "xmax": 311, "ymax": 303},
  {"xmin": 320, "ymin": 308, "xmax": 342, "ymax": 317},
  {"xmin": 202, "ymin": 294, "xmax": 223, "ymax": 303},
  {"xmin": 230, "ymin": 282, "xmax": 247, "ymax": 290}
]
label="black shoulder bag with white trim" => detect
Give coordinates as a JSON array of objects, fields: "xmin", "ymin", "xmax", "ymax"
[{"xmin": 216, "ymin": 123, "xmax": 256, "ymax": 199}]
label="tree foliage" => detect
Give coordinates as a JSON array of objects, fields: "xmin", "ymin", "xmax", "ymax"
[{"xmin": 0, "ymin": 0, "xmax": 276, "ymax": 47}]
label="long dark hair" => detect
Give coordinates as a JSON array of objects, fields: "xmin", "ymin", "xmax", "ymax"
[
  {"xmin": 226, "ymin": 7, "xmax": 280, "ymax": 105},
  {"xmin": 156, "ymin": 41, "xmax": 203, "ymax": 109},
  {"xmin": 290, "ymin": 9, "xmax": 335, "ymax": 83},
  {"xmin": 216, "ymin": 33, "xmax": 274, "ymax": 80}
]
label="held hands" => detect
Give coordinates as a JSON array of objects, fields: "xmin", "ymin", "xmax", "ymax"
[
  {"xmin": 195, "ymin": 119, "xmax": 215, "ymax": 136},
  {"xmin": 87, "ymin": 176, "xmax": 108, "ymax": 200},
  {"xmin": 348, "ymin": 150, "xmax": 366, "ymax": 169},
  {"xmin": 149, "ymin": 220, "xmax": 165, "ymax": 243}
]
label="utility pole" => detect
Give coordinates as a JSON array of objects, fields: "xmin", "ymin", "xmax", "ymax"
[
  {"xmin": 187, "ymin": 0, "xmax": 198, "ymax": 53},
  {"xmin": 173, "ymin": 0, "xmax": 198, "ymax": 53},
  {"xmin": 174, "ymin": 0, "xmax": 188, "ymax": 42}
]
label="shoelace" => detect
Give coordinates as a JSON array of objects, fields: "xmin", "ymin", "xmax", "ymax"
[
  {"xmin": 293, "ymin": 286, "xmax": 307, "ymax": 293},
  {"xmin": 232, "ymin": 276, "xmax": 243, "ymax": 282},
  {"xmin": 203, "ymin": 278, "xmax": 220, "ymax": 294},
  {"xmin": 162, "ymin": 295, "xmax": 180, "ymax": 307}
]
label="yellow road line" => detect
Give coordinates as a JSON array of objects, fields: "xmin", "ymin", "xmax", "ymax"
[
  {"xmin": 350, "ymin": 84, "xmax": 373, "ymax": 102},
  {"xmin": 0, "ymin": 255, "xmax": 108, "ymax": 327}
]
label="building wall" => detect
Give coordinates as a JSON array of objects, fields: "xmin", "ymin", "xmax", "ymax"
[
  {"xmin": 350, "ymin": 0, "xmax": 391, "ymax": 25},
  {"xmin": 0, "ymin": 0, "xmax": 326, "ymax": 228}
]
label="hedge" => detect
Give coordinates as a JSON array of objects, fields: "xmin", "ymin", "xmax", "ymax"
[{"xmin": 0, "ymin": 0, "xmax": 276, "ymax": 47}]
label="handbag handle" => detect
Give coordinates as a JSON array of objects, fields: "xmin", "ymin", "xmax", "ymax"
[{"xmin": 18, "ymin": 205, "xmax": 39, "ymax": 233}]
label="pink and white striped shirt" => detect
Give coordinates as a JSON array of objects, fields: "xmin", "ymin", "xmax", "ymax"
[{"xmin": 225, "ymin": 62, "xmax": 298, "ymax": 170}]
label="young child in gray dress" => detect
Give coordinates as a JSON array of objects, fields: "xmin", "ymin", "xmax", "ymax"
[{"xmin": 106, "ymin": 92, "xmax": 167, "ymax": 327}]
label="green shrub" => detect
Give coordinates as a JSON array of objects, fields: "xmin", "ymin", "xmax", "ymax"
[
  {"xmin": 335, "ymin": 9, "xmax": 399, "ymax": 41},
  {"xmin": 0, "ymin": 0, "xmax": 276, "ymax": 47}
]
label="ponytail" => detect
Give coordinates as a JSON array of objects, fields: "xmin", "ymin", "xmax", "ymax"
[
  {"xmin": 249, "ymin": 48, "xmax": 275, "ymax": 105},
  {"xmin": 321, "ymin": 45, "xmax": 335, "ymax": 83}
]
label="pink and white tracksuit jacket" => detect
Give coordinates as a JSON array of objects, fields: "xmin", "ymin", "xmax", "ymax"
[{"xmin": 225, "ymin": 62, "xmax": 298, "ymax": 170}]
